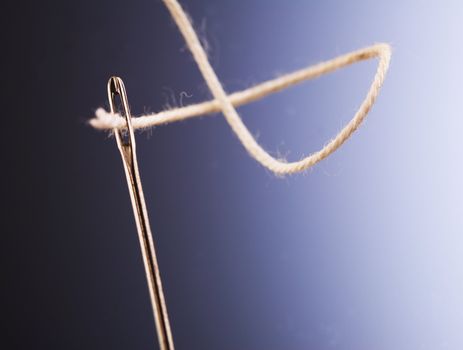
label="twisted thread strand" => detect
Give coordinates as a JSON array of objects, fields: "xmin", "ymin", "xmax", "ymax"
[{"xmin": 90, "ymin": 0, "xmax": 391, "ymax": 175}]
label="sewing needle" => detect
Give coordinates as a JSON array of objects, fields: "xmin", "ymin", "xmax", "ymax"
[{"xmin": 107, "ymin": 76, "xmax": 175, "ymax": 350}]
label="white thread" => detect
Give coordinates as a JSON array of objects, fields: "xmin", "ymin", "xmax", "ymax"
[{"xmin": 90, "ymin": 0, "xmax": 391, "ymax": 176}]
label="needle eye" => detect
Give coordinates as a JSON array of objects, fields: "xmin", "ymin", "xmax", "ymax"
[{"xmin": 107, "ymin": 76, "xmax": 135, "ymax": 149}]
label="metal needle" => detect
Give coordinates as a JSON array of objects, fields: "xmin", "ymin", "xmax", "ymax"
[{"xmin": 107, "ymin": 76, "xmax": 175, "ymax": 350}]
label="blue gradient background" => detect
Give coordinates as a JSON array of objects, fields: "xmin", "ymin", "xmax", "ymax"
[{"xmin": 4, "ymin": 1, "xmax": 463, "ymax": 349}]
